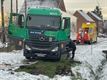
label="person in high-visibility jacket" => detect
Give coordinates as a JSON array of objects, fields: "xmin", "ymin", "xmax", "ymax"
[
  {"xmin": 76, "ymin": 32, "xmax": 82, "ymax": 41},
  {"xmin": 76, "ymin": 31, "xmax": 84, "ymax": 43},
  {"xmin": 83, "ymin": 30, "xmax": 89, "ymax": 42}
]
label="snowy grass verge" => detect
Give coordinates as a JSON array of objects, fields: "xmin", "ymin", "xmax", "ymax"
[
  {"xmin": 16, "ymin": 54, "xmax": 81, "ymax": 78},
  {"xmin": 0, "ymin": 50, "xmax": 25, "ymax": 69},
  {"xmin": 72, "ymin": 38, "xmax": 107, "ymax": 80}
]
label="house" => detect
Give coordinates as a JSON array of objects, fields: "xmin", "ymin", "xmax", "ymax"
[
  {"xmin": 103, "ymin": 20, "xmax": 107, "ymax": 34},
  {"xmin": 73, "ymin": 10, "xmax": 95, "ymax": 32},
  {"xmin": 87, "ymin": 11, "xmax": 103, "ymax": 34},
  {"xmin": 20, "ymin": 0, "xmax": 66, "ymax": 14},
  {"xmin": 57, "ymin": 0, "xmax": 66, "ymax": 12}
]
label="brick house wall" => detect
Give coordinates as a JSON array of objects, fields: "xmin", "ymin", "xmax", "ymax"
[{"xmin": 87, "ymin": 12, "xmax": 103, "ymax": 34}]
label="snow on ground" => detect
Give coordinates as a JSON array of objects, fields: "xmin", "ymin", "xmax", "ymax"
[
  {"xmin": 0, "ymin": 70, "xmax": 71, "ymax": 80},
  {"xmin": 99, "ymin": 39, "xmax": 107, "ymax": 80},
  {"xmin": 0, "ymin": 51, "xmax": 72, "ymax": 80},
  {"xmin": 0, "ymin": 50, "xmax": 24, "ymax": 65},
  {"xmin": 0, "ymin": 41, "xmax": 4, "ymax": 48},
  {"xmin": 0, "ymin": 42, "xmax": 72, "ymax": 80},
  {"xmin": 0, "ymin": 38, "xmax": 107, "ymax": 80},
  {"xmin": 101, "ymin": 62, "xmax": 107, "ymax": 80},
  {"xmin": 0, "ymin": 41, "xmax": 8, "ymax": 48},
  {"xmin": 0, "ymin": 70, "xmax": 50, "ymax": 80},
  {"xmin": 72, "ymin": 38, "xmax": 107, "ymax": 80}
]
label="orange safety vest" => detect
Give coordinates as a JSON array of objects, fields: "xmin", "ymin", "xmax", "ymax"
[
  {"xmin": 83, "ymin": 32, "xmax": 89, "ymax": 41},
  {"xmin": 76, "ymin": 33, "xmax": 82, "ymax": 40}
]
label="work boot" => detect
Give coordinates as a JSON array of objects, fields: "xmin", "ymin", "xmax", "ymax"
[
  {"xmin": 66, "ymin": 52, "xmax": 71, "ymax": 60},
  {"xmin": 70, "ymin": 55, "xmax": 74, "ymax": 61}
]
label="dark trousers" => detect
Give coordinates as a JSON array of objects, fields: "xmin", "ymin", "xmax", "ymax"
[{"xmin": 66, "ymin": 41, "xmax": 76, "ymax": 59}]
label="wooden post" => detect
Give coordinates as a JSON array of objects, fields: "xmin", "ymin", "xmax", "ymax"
[
  {"xmin": 11, "ymin": 0, "xmax": 13, "ymax": 13},
  {"xmin": 24, "ymin": 0, "xmax": 27, "ymax": 27},
  {"xmin": 25, "ymin": 0, "xmax": 27, "ymax": 17},
  {"xmin": 16, "ymin": 0, "xmax": 18, "ymax": 13}
]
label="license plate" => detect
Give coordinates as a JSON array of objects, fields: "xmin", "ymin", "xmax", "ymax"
[{"xmin": 36, "ymin": 53, "xmax": 46, "ymax": 57}]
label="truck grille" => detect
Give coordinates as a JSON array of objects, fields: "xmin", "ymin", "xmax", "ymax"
[
  {"xmin": 28, "ymin": 40, "xmax": 52, "ymax": 48},
  {"xmin": 29, "ymin": 35, "xmax": 49, "ymax": 42},
  {"xmin": 27, "ymin": 29, "xmax": 57, "ymax": 48},
  {"xmin": 26, "ymin": 39, "xmax": 57, "ymax": 49}
]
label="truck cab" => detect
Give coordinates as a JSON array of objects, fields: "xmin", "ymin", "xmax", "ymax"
[{"xmin": 8, "ymin": 8, "xmax": 71, "ymax": 60}]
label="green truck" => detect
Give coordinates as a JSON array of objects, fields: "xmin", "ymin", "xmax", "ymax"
[{"xmin": 8, "ymin": 7, "xmax": 71, "ymax": 60}]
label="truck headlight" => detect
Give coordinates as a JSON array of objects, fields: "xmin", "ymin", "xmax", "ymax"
[
  {"xmin": 52, "ymin": 47, "xmax": 58, "ymax": 52},
  {"xmin": 25, "ymin": 45, "xmax": 31, "ymax": 50}
]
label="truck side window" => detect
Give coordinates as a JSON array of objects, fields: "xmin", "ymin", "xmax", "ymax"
[
  {"xmin": 64, "ymin": 19, "xmax": 68, "ymax": 27},
  {"xmin": 62, "ymin": 18, "xmax": 68, "ymax": 29},
  {"xmin": 28, "ymin": 16, "xmax": 32, "ymax": 21},
  {"xmin": 62, "ymin": 19, "xmax": 65, "ymax": 29},
  {"xmin": 17, "ymin": 15, "xmax": 24, "ymax": 27},
  {"xmin": 12, "ymin": 14, "xmax": 24, "ymax": 27}
]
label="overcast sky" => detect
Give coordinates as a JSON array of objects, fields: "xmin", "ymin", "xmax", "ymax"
[
  {"xmin": 0, "ymin": 0, "xmax": 107, "ymax": 19},
  {"xmin": 65, "ymin": 0, "xmax": 106, "ymax": 11}
]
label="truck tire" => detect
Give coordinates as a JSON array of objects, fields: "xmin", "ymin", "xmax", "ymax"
[
  {"xmin": 25, "ymin": 56, "xmax": 31, "ymax": 60},
  {"xmin": 25, "ymin": 56, "xmax": 36, "ymax": 61},
  {"xmin": 24, "ymin": 49, "xmax": 31, "ymax": 60}
]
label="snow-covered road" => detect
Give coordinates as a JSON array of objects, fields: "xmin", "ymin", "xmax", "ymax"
[{"xmin": 0, "ymin": 38, "xmax": 107, "ymax": 80}]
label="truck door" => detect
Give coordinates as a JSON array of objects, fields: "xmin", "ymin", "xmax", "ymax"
[{"xmin": 8, "ymin": 13, "xmax": 28, "ymax": 40}]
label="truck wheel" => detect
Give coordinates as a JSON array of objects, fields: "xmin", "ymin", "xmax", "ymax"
[
  {"xmin": 25, "ymin": 55, "xmax": 36, "ymax": 60},
  {"xmin": 56, "ymin": 45, "xmax": 61, "ymax": 61},
  {"xmin": 25, "ymin": 57, "xmax": 31, "ymax": 60},
  {"xmin": 24, "ymin": 50, "xmax": 31, "ymax": 60},
  {"xmin": 55, "ymin": 46, "xmax": 61, "ymax": 61}
]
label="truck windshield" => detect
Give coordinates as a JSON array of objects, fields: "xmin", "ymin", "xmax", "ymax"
[{"xmin": 27, "ymin": 15, "xmax": 60, "ymax": 30}]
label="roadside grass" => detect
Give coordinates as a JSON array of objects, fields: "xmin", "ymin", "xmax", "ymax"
[
  {"xmin": 16, "ymin": 54, "xmax": 81, "ymax": 78},
  {"xmin": 0, "ymin": 45, "xmax": 16, "ymax": 52},
  {"xmin": 0, "ymin": 43, "xmax": 22, "ymax": 52}
]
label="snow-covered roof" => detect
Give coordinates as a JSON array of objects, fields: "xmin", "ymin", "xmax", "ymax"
[
  {"xmin": 78, "ymin": 10, "xmax": 94, "ymax": 22},
  {"xmin": 89, "ymin": 12, "xmax": 102, "ymax": 21}
]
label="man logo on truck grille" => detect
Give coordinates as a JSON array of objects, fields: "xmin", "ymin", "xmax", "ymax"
[{"xmin": 40, "ymin": 37, "xmax": 45, "ymax": 41}]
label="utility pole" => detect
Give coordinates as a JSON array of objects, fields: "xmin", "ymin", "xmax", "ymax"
[
  {"xmin": 10, "ymin": 0, "xmax": 13, "ymax": 23},
  {"xmin": 16, "ymin": 0, "xmax": 18, "ymax": 13},
  {"xmin": 1, "ymin": 0, "xmax": 5, "ymax": 43},
  {"xmin": 11, "ymin": 0, "xmax": 13, "ymax": 13},
  {"xmin": 25, "ymin": 0, "xmax": 27, "ymax": 27},
  {"xmin": 25, "ymin": 0, "xmax": 27, "ymax": 17}
]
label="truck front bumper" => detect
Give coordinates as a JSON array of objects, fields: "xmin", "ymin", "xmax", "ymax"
[{"xmin": 24, "ymin": 49, "xmax": 59, "ymax": 59}]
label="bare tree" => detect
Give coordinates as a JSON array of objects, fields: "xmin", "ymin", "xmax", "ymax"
[
  {"xmin": 1, "ymin": 0, "xmax": 6, "ymax": 43},
  {"xmin": 92, "ymin": 6, "xmax": 103, "ymax": 19}
]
